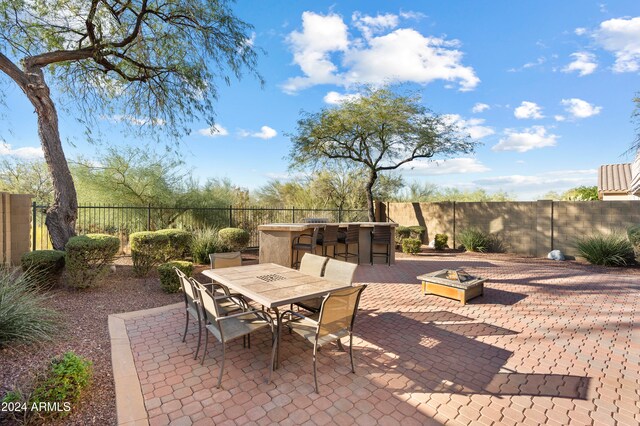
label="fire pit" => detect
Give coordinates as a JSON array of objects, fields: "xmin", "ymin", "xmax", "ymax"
[{"xmin": 417, "ymin": 269, "xmax": 486, "ymax": 305}]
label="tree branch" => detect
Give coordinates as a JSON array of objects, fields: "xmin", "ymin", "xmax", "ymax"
[{"xmin": 0, "ymin": 52, "xmax": 29, "ymax": 88}]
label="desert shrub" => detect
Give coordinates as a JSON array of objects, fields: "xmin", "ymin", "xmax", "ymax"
[
  {"xmin": 408, "ymin": 226, "xmax": 426, "ymax": 241},
  {"xmin": 191, "ymin": 228, "xmax": 229, "ymax": 264},
  {"xmin": 574, "ymin": 232, "xmax": 635, "ymax": 266},
  {"xmin": 0, "ymin": 270, "xmax": 59, "ymax": 346},
  {"xmin": 395, "ymin": 226, "xmax": 411, "ymax": 243},
  {"xmin": 130, "ymin": 231, "xmax": 169, "ymax": 277},
  {"xmin": 218, "ymin": 228, "xmax": 250, "ymax": 251},
  {"xmin": 458, "ymin": 228, "xmax": 490, "ymax": 253},
  {"xmin": 155, "ymin": 229, "xmax": 192, "ymax": 260},
  {"xmin": 20, "ymin": 250, "xmax": 66, "ymax": 289},
  {"xmin": 434, "ymin": 234, "xmax": 448, "ymax": 250},
  {"xmin": 628, "ymin": 225, "xmax": 640, "ymax": 257},
  {"xmin": 402, "ymin": 238, "xmax": 422, "ymax": 254},
  {"xmin": 4, "ymin": 352, "xmax": 92, "ymax": 423},
  {"xmin": 157, "ymin": 261, "xmax": 193, "ymax": 293},
  {"xmin": 65, "ymin": 234, "xmax": 120, "ymax": 288}
]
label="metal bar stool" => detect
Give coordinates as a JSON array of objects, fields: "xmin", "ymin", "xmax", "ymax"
[
  {"xmin": 317, "ymin": 224, "xmax": 339, "ymax": 257},
  {"xmin": 370, "ymin": 224, "xmax": 392, "ymax": 265},
  {"xmin": 334, "ymin": 224, "xmax": 360, "ymax": 264},
  {"xmin": 291, "ymin": 227, "xmax": 320, "ymax": 268}
]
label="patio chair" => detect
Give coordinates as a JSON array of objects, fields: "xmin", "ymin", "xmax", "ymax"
[
  {"xmin": 176, "ymin": 268, "xmax": 204, "ymax": 359},
  {"xmin": 291, "ymin": 226, "xmax": 320, "ymax": 268},
  {"xmin": 210, "ymin": 252, "xmax": 242, "ymax": 269},
  {"xmin": 298, "ymin": 253, "xmax": 329, "ymax": 277},
  {"xmin": 192, "ymin": 279, "xmax": 277, "ymax": 388},
  {"xmin": 280, "ymin": 285, "xmax": 367, "ymax": 393},
  {"xmin": 335, "ymin": 224, "xmax": 360, "ymax": 264},
  {"xmin": 370, "ymin": 224, "xmax": 392, "ymax": 266},
  {"xmin": 295, "ymin": 259, "xmax": 358, "ymax": 314},
  {"xmin": 317, "ymin": 225, "xmax": 339, "ymax": 257}
]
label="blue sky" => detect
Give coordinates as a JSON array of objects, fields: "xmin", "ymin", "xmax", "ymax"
[{"xmin": 2, "ymin": 1, "xmax": 640, "ymax": 200}]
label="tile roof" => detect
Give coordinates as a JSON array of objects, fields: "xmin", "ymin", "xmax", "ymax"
[
  {"xmin": 632, "ymin": 154, "xmax": 640, "ymax": 195},
  {"xmin": 598, "ymin": 163, "xmax": 631, "ymax": 193}
]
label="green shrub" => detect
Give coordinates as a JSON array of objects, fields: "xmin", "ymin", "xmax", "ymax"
[
  {"xmin": 458, "ymin": 228, "xmax": 490, "ymax": 252},
  {"xmin": 395, "ymin": 226, "xmax": 411, "ymax": 242},
  {"xmin": 3, "ymin": 352, "xmax": 92, "ymax": 423},
  {"xmin": 155, "ymin": 228, "xmax": 192, "ymax": 260},
  {"xmin": 402, "ymin": 238, "xmax": 422, "ymax": 254},
  {"xmin": 191, "ymin": 228, "xmax": 229, "ymax": 264},
  {"xmin": 628, "ymin": 225, "xmax": 640, "ymax": 257},
  {"xmin": 574, "ymin": 232, "xmax": 635, "ymax": 266},
  {"xmin": 0, "ymin": 270, "xmax": 59, "ymax": 346},
  {"xmin": 396, "ymin": 225, "xmax": 425, "ymax": 245},
  {"xmin": 130, "ymin": 231, "xmax": 169, "ymax": 277},
  {"xmin": 218, "ymin": 228, "xmax": 250, "ymax": 251},
  {"xmin": 20, "ymin": 250, "xmax": 66, "ymax": 289},
  {"xmin": 65, "ymin": 234, "xmax": 120, "ymax": 288},
  {"xmin": 157, "ymin": 261, "xmax": 193, "ymax": 293},
  {"xmin": 408, "ymin": 226, "xmax": 426, "ymax": 241},
  {"xmin": 434, "ymin": 234, "xmax": 448, "ymax": 250}
]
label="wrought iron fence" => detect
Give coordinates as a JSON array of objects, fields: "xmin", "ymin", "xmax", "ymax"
[{"xmin": 31, "ymin": 203, "xmax": 368, "ymax": 250}]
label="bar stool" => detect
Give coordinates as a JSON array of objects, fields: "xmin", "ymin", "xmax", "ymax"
[
  {"xmin": 317, "ymin": 224, "xmax": 339, "ymax": 257},
  {"xmin": 291, "ymin": 227, "xmax": 319, "ymax": 268},
  {"xmin": 370, "ymin": 224, "xmax": 392, "ymax": 265},
  {"xmin": 335, "ymin": 224, "xmax": 360, "ymax": 264}
]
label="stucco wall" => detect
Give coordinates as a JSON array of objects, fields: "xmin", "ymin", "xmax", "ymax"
[
  {"xmin": 0, "ymin": 193, "xmax": 33, "ymax": 266},
  {"xmin": 387, "ymin": 200, "xmax": 640, "ymax": 257}
]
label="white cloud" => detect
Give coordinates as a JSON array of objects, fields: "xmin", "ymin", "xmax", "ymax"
[
  {"xmin": 400, "ymin": 157, "xmax": 490, "ymax": 175},
  {"xmin": 514, "ymin": 101, "xmax": 544, "ymax": 119},
  {"xmin": 240, "ymin": 126, "xmax": 278, "ymax": 140},
  {"xmin": 562, "ymin": 52, "xmax": 598, "ymax": 76},
  {"xmin": 197, "ymin": 125, "xmax": 229, "ymax": 137},
  {"xmin": 471, "ymin": 103, "xmax": 490, "ymax": 113},
  {"xmin": 561, "ymin": 98, "xmax": 602, "ymax": 118},
  {"xmin": 323, "ymin": 91, "xmax": 362, "ymax": 104},
  {"xmin": 508, "ymin": 57, "xmax": 546, "ymax": 72},
  {"xmin": 575, "ymin": 27, "xmax": 587, "ymax": 36},
  {"xmin": 282, "ymin": 11, "xmax": 479, "ymax": 93},
  {"xmin": 594, "ymin": 16, "xmax": 640, "ymax": 73},
  {"xmin": 0, "ymin": 143, "xmax": 44, "ymax": 159},
  {"xmin": 554, "ymin": 115, "xmax": 566, "ymax": 122},
  {"xmin": 475, "ymin": 169, "xmax": 597, "ymax": 199},
  {"xmin": 492, "ymin": 126, "xmax": 558, "ymax": 152},
  {"xmin": 443, "ymin": 114, "xmax": 495, "ymax": 140}
]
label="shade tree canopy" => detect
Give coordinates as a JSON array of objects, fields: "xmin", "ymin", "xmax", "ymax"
[
  {"xmin": 288, "ymin": 86, "xmax": 478, "ymax": 221},
  {"xmin": 0, "ymin": 0, "xmax": 260, "ymax": 249}
]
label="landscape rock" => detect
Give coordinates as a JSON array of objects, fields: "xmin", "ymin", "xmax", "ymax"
[{"xmin": 547, "ymin": 250, "xmax": 565, "ymax": 261}]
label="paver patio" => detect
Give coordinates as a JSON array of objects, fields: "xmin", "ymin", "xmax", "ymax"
[{"xmin": 111, "ymin": 253, "xmax": 640, "ymax": 425}]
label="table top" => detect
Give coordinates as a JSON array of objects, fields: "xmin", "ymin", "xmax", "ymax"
[
  {"xmin": 202, "ymin": 263, "xmax": 350, "ymax": 308},
  {"xmin": 258, "ymin": 222, "xmax": 398, "ymax": 231}
]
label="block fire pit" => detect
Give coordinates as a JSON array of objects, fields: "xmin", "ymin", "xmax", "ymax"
[{"xmin": 417, "ymin": 269, "xmax": 486, "ymax": 305}]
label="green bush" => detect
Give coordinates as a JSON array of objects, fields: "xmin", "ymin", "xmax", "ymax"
[
  {"xmin": 191, "ymin": 228, "xmax": 229, "ymax": 264},
  {"xmin": 628, "ymin": 225, "xmax": 640, "ymax": 257},
  {"xmin": 574, "ymin": 232, "xmax": 635, "ymax": 266},
  {"xmin": 395, "ymin": 226, "xmax": 411, "ymax": 243},
  {"xmin": 458, "ymin": 228, "xmax": 490, "ymax": 252},
  {"xmin": 157, "ymin": 261, "xmax": 193, "ymax": 293},
  {"xmin": 155, "ymin": 228, "xmax": 192, "ymax": 260},
  {"xmin": 0, "ymin": 270, "xmax": 59, "ymax": 346},
  {"xmin": 3, "ymin": 352, "xmax": 92, "ymax": 423},
  {"xmin": 434, "ymin": 234, "xmax": 448, "ymax": 250},
  {"xmin": 402, "ymin": 238, "xmax": 422, "ymax": 254},
  {"xmin": 218, "ymin": 228, "xmax": 250, "ymax": 251},
  {"xmin": 130, "ymin": 231, "xmax": 169, "ymax": 277},
  {"xmin": 65, "ymin": 234, "xmax": 120, "ymax": 288},
  {"xmin": 20, "ymin": 250, "xmax": 66, "ymax": 289},
  {"xmin": 408, "ymin": 226, "xmax": 426, "ymax": 241}
]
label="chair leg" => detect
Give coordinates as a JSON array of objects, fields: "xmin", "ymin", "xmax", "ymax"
[
  {"xmin": 201, "ymin": 332, "xmax": 209, "ymax": 365},
  {"xmin": 349, "ymin": 333, "xmax": 355, "ymax": 373},
  {"xmin": 337, "ymin": 339, "xmax": 345, "ymax": 352},
  {"xmin": 313, "ymin": 344, "xmax": 319, "ymax": 393},
  {"xmin": 217, "ymin": 343, "xmax": 226, "ymax": 388},
  {"xmin": 268, "ymin": 331, "xmax": 277, "ymax": 384},
  {"xmin": 248, "ymin": 334, "xmax": 251, "ymax": 349},
  {"xmin": 194, "ymin": 319, "xmax": 202, "ymax": 360},
  {"xmin": 182, "ymin": 311, "xmax": 189, "ymax": 342}
]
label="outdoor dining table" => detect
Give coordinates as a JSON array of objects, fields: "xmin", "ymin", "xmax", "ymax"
[{"xmin": 201, "ymin": 263, "xmax": 350, "ymax": 368}]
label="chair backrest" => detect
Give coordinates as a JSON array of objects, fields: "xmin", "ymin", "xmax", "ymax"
[
  {"xmin": 319, "ymin": 225, "xmax": 339, "ymax": 244},
  {"xmin": 299, "ymin": 253, "xmax": 329, "ymax": 277},
  {"xmin": 303, "ymin": 217, "xmax": 329, "ymax": 223},
  {"xmin": 316, "ymin": 285, "xmax": 367, "ymax": 341},
  {"xmin": 371, "ymin": 225, "xmax": 392, "ymax": 243},
  {"xmin": 210, "ymin": 252, "xmax": 242, "ymax": 269},
  {"xmin": 175, "ymin": 267, "xmax": 198, "ymax": 311},
  {"xmin": 190, "ymin": 278, "xmax": 224, "ymax": 341},
  {"xmin": 342, "ymin": 224, "xmax": 360, "ymax": 243},
  {"xmin": 323, "ymin": 259, "xmax": 358, "ymax": 286}
]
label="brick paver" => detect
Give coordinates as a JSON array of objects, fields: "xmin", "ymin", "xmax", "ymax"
[{"xmin": 124, "ymin": 253, "xmax": 639, "ymax": 425}]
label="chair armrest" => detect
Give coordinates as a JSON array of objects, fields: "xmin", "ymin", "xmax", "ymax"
[
  {"xmin": 279, "ymin": 309, "xmax": 318, "ymax": 326},
  {"xmin": 217, "ymin": 309, "xmax": 273, "ymax": 325},
  {"xmin": 213, "ymin": 294, "xmax": 249, "ymax": 310},
  {"xmin": 292, "ymin": 233, "xmax": 314, "ymax": 245}
]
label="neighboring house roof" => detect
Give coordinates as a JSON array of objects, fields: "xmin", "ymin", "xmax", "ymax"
[
  {"xmin": 598, "ymin": 163, "xmax": 632, "ymax": 194},
  {"xmin": 632, "ymin": 154, "xmax": 640, "ymax": 195}
]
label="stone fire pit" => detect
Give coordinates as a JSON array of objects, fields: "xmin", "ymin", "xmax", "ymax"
[{"xmin": 417, "ymin": 269, "xmax": 486, "ymax": 305}]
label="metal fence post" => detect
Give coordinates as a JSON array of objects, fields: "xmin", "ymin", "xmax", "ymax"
[
  {"xmin": 338, "ymin": 206, "xmax": 342, "ymax": 223},
  {"xmin": 229, "ymin": 205, "xmax": 233, "ymax": 227},
  {"xmin": 147, "ymin": 204, "xmax": 151, "ymax": 231},
  {"xmin": 32, "ymin": 201, "xmax": 37, "ymax": 251},
  {"xmin": 292, "ymin": 206, "xmax": 295, "ymax": 223}
]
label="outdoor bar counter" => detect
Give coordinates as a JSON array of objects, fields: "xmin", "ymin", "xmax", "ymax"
[{"xmin": 258, "ymin": 222, "xmax": 398, "ymax": 267}]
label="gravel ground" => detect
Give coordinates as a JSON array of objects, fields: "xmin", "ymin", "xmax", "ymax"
[{"xmin": 1, "ymin": 249, "xmax": 637, "ymax": 425}]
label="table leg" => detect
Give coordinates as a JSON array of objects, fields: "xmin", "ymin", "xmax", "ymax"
[{"xmin": 272, "ymin": 307, "xmax": 280, "ymax": 370}]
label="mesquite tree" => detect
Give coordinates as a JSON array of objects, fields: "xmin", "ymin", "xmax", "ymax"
[
  {"xmin": 289, "ymin": 87, "xmax": 477, "ymax": 221},
  {"xmin": 0, "ymin": 0, "xmax": 259, "ymax": 249}
]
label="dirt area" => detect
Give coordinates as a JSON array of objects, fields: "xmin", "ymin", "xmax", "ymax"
[{"xmin": 0, "ymin": 248, "xmax": 637, "ymax": 425}]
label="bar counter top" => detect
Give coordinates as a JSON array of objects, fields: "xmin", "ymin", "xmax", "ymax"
[{"xmin": 258, "ymin": 222, "xmax": 397, "ymax": 231}]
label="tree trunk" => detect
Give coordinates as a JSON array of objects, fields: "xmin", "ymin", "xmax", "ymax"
[
  {"xmin": 365, "ymin": 169, "xmax": 377, "ymax": 222},
  {"xmin": 23, "ymin": 67, "xmax": 77, "ymax": 250}
]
